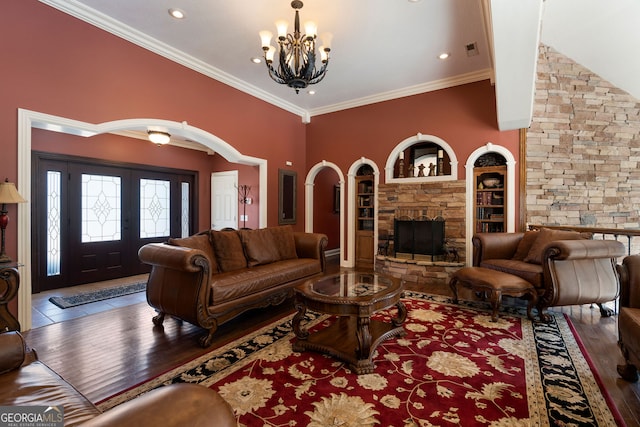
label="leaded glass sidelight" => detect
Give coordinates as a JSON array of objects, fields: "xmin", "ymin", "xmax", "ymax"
[
  {"xmin": 181, "ymin": 182, "xmax": 189, "ymax": 238},
  {"xmin": 82, "ymin": 174, "xmax": 122, "ymax": 242},
  {"xmin": 47, "ymin": 171, "xmax": 61, "ymax": 276},
  {"xmin": 140, "ymin": 179, "xmax": 170, "ymax": 238}
]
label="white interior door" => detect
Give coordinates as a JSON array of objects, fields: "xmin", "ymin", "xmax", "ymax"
[{"xmin": 211, "ymin": 171, "xmax": 238, "ymax": 230}]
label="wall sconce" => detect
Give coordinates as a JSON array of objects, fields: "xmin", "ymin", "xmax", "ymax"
[
  {"xmin": 0, "ymin": 179, "xmax": 27, "ymax": 263},
  {"xmin": 148, "ymin": 130, "xmax": 171, "ymax": 145}
]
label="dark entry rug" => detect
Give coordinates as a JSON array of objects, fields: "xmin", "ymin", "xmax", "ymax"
[
  {"xmin": 98, "ymin": 291, "xmax": 624, "ymax": 426},
  {"xmin": 48, "ymin": 281, "xmax": 146, "ymax": 309}
]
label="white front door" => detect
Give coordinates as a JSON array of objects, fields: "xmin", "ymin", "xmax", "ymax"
[{"xmin": 211, "ymin": 171, "xmax": 238, "ymax": 230}]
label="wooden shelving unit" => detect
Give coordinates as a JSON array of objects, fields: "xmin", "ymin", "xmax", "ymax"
[
  {"xmin": 355, "ymin": 175, "xmax": 374, "ymax": 267},
  {"xmin": 474, "ymin": 166, "xmax": 506, "ymax": 233}
]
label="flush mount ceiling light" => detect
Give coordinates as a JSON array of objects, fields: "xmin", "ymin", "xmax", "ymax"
[
  {"xmin": 259, "ymin": 1, "xmax": 332, "ymax": 94},
  {"xmin": 438, "ymin": 52, "xmax": 450, "ymax": 60},
  {"xmin": 168, "ymin": 8, "xmax": 185, "ymax": 19},
  {"xmin": 148, "ymin": 130, "xmax": 171, "ymax": 145}
]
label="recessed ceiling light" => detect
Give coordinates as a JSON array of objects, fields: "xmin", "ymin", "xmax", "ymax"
[
  {"xmin": 250, "ymin": 57, "xmax": 262, "ymax": 64},
  {"xmin": 408, "ymin": 0, "xmax": 423, "ymax": 3},
  {"xmin": 308, "ymin": 90, "xmax": 316, "ymax": 95},
  {"xmin": 168, "ymin": 8, "xmax": 185, "ymax": 19},
  {"xmin": 438, "ymin": 52, "xmax": 450, "ymax": 60}
]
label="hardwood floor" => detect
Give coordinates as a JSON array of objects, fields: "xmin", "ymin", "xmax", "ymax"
[{"xmin": 23, "ymin": 257, "xmax": 640, "ymax": 425}]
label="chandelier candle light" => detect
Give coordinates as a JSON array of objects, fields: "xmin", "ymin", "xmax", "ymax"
[{"xmin": 259, "ymin": 1, "xmax": 332, "ymax": 93}]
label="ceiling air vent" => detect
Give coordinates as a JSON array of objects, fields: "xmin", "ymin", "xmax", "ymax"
[{"xmin": 466, "ymin": 42, "xmax": 479, "ymax": 57}]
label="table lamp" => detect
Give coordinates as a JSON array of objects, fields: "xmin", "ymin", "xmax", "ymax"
[{"xmin": 0, "ymin": 179, "xmax": 27, "ymax": 263}]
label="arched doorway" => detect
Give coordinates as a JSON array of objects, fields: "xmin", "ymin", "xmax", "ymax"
[
  {"xmin": 305, "ymin": 161, "xmax": 345, "ymax": 266},
  {"xmin": 17, "ymin": 109, "xmax": 268, "ymax": 329}
]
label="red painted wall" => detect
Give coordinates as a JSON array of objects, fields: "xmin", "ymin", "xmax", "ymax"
[
  {"xmin": 306, "ymin": 81, "xmax": 520, "ymax": 243},
  {"xmin": 306, "ymin": 81, "xmax": 518, "ymax": 179},
  {"xmin": 1, "ymin": 0, "xmax": 307, "ymax": 239}
]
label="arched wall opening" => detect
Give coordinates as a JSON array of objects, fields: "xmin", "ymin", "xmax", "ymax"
[
  {"xmin": 464, "ymin": 142, "xmax": 517, "ymax": 265},
  {"xmin": 347, "ymin": 158, "xmax": 380, "ymax": 268},
  {"xmin": 305, "ymin": 161, "xmax": 346, "ymax": 266},
  {"xmin": 17, "ymin": 108, "xmax": 268, "ymax": 330}
]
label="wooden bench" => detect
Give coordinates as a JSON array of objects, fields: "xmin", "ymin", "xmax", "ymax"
[{"xmin": 449, "ymin": 266, "xmax": 538, "ymax": 322}]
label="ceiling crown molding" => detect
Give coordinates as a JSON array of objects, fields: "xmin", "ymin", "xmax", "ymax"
[{"xmin": 308, "ymin": 69, "xmax": 494, "ymax": 118}]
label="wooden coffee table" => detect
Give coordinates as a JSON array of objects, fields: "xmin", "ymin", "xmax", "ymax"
[{"xmin": 292, "ymin": 270, "xmax": 407, "ymax": 374}]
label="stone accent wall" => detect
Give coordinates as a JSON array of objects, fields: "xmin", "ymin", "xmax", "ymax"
[
  {"xmin": 377, "ymin": 180, "xmax": 466, "ymax": 264},
  {"xmin": 527, "ymin": 45, "xmax": 640, "ymax": 230}
]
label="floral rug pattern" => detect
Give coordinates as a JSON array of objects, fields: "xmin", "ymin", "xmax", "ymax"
[{"xmin": 98, "ymin": 291, "xmax": 621, "ymax": 426}]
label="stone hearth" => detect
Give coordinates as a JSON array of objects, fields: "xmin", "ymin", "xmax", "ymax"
[{"xmin": 376, "ymin": 180, "xmax": 467, "ymax": 288}]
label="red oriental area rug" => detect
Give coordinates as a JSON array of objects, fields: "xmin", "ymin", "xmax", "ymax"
[{"xmin": 98, "ymin": 291, "xmax": 624, "ymax": 426}]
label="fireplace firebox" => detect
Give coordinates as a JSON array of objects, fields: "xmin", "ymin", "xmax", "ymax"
[{"xmin": 394, "ymin": 218, "xmax": 445, "ymax": 260}]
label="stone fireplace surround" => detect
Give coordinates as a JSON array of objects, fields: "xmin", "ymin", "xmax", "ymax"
[{"xmin": 375, "ymin": 180, "xmax": 466, "ymax": 288}]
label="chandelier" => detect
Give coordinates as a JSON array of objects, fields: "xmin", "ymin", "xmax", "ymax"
[{"xmin": 259, "ymin": 1, "xmax": 332, "ymax": 93}]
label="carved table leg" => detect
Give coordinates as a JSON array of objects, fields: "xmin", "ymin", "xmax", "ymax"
[
  {"xmin": 292, "ymin": 300, "xmax": 308, "ymax": 340},
  {"xmin": 0, "ymin": 267, "xmax": 20, "ymax": 332},
  {"xmin": 393, "ymin": 300, "xmax": 407, "ymax": 327},
  {"xmin": 355, "ymin": 316, "xmax": 372, "ymax": 359}
]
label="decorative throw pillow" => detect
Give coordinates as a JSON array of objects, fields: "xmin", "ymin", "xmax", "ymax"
[
  {"xmin": 239, "ymin": 228, "xmax": 280, "ymax": 267},
  {"xmin": 268, "ymin": 225, "xmax": 298, "ymax": 260},
  {"xmin": 511, "ymin": 230, "xmax": 539, "ymax": 261},
  {"xmin": 209, "ymin": 230, "xmax": 247, "ymax": 272},
  {"xmin": 167, "ymin": 232, "xmax": 218, "ymax": 273},
  {"xmin": 523, "ymin": 228, "xmax": 590, "ymax": 265}
]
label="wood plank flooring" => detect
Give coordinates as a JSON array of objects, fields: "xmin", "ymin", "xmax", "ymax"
[{"xmin": 23, "ymin": 258, "xmax": 640, "ymax": 425}]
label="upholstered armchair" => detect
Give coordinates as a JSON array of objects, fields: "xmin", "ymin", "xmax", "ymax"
[
  {"xmin": 473, "ymin": 228, "xmax": 625, "ymax": 320},
  {"xmin": 617, "ymin": 255, "xmax": 640, "ymax": 381}
]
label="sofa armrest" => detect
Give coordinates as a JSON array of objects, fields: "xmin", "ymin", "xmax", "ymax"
[
  {"xmin": 138, "ymin": 243, "xmax": 213, "ymax": 327},
  {"xmin": 293, "ymin": 232, "xmax": 328, "ymax": 271},
  {"xmin": 472, "ymin": 233, "xmax": 524, "ymax": 266},
  {"xmin": 542, "ymin": 239, "xmax": 625, "ymax": 308},
  {"xmin": 543, "ymin": 239, "xmax": 625, "ymax": 261},
  {"xmin": 618, "ymin": 255, "xmax": 640, "ymax": 309},
  {"xmin": 138, "ymin": 243, "xmax": 206, "ymax": 273},
  {"xmin": 0, "ymin": 331, "xmax": 26, "ymax": 374},
  {"xmin": 81, "ymin": 384, "xmax": 236, "ymax": 427}
]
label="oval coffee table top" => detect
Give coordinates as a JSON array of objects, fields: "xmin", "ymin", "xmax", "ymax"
[{"xmin": 297, "ymin": 270, "xmax": 402, "ymax": 305}]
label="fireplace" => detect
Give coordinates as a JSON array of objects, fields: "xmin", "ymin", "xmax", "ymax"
[{"xmin": 394, "ymin": 218, "xmax": 445, "ymax": 261}]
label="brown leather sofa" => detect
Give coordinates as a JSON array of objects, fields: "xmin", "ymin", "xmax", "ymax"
[
  {"xmin": 0, "ymin": 331, "xmax": 236, "ymax": 427},
  {"xmin": 617, "ymin": 255, "xmax": 640, "ymax": 382},
  {"xmin": 472, "ymin": 228, "xmax": 625, "ymax": 320},
  {"xmin": 139, "ymin": 225, "xmax": 328, "ymax": 347}
]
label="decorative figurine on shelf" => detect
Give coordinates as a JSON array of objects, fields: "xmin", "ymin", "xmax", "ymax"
[
  {"xmin": 417, "ymin": 164, "xmax": 426, "ymax": 177},
  {"xmin": 428, "ymin": 163, "xmax": 436, "ymax": 176},
  {"xmin": 408, "ymin": 164, "xmax": 415, "ymax": 177},
  {"xmin": 442, "ymin": 238, "xmax": 460, "ymax": 263}
]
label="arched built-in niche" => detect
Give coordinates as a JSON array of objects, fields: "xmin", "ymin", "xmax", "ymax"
[
  {"xmin": 17, "ymin": 108, "xmax": 268, "ymax": 330},
  {"xmin": 385, "ymin": 133, "xmax": 459, "ymax": 183},
  {"xmin": 465, "ymin": 142, "xmax": 516, "ymax": 265},
  {"xmin": 347, "ymin": 157, "xmax": 380, "ymax": 268},
  {"xmin": 304, "ymin": 161, "xmax": 346, "ymax": 266}
]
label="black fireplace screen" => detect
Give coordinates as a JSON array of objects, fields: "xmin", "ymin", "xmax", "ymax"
[{"xmin": 394, "ymin": 219, "xmax": 445, "ymax": 260}]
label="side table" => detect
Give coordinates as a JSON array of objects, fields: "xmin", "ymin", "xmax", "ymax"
[{"xmin": 0, "ymin": 263, "xmax": 21, "ymax": 332}]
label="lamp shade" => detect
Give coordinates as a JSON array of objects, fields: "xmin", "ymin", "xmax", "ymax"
[{"xmin": 0, "ymin": 181, "xmax": 26, "ymax": 204}]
